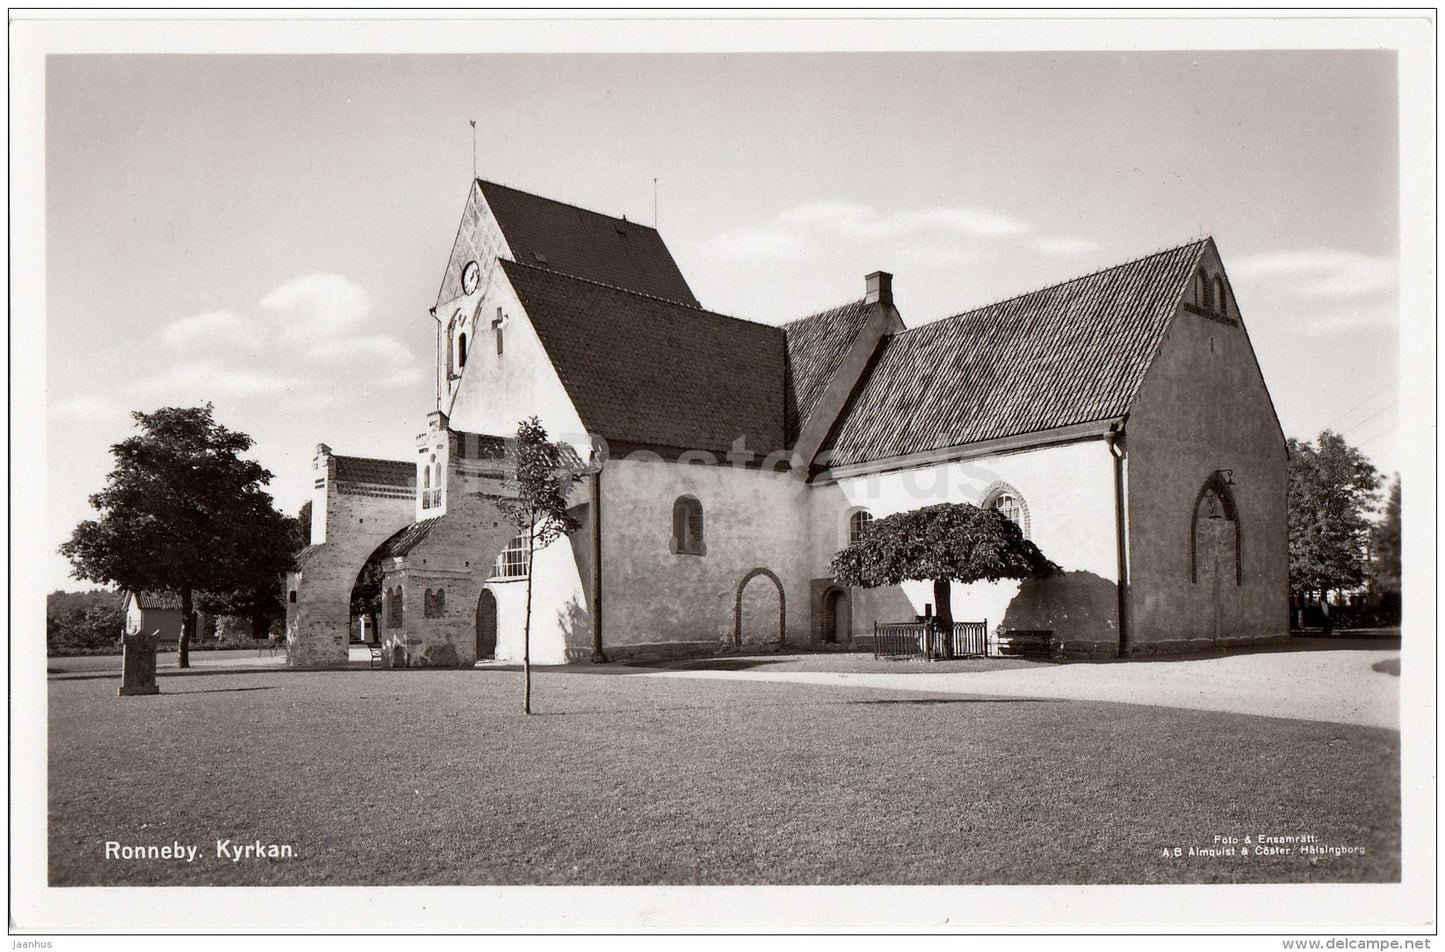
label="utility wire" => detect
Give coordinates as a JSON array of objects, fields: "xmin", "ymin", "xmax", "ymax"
[
  {"xmin": 1341, "ymin": 403, "xmax": 1396, "ymax": 437},
  {"xmin": 1327, "ymin": 382, "xmax": 1395, "ymax": 431}
]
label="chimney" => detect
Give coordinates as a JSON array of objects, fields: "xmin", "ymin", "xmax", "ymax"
[{"xmin": 865, "ymin": 271, "xmax": 893, "ymax": 306}]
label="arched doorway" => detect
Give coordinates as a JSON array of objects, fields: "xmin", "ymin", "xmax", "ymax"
[
  {"xmin": 475, "ymin": 589, "xmax": 498, "ymax": 661},
  {"xmin": 1191, "ymin": 474, "xmax": 1241, "ymax": 643},
  {"xmin": 734, "ymin": 568, "xmax": 786, "ymax": 648},
  {"xmin": 821, "ymin": 588, "xmax": 850, "ymax": 644}
]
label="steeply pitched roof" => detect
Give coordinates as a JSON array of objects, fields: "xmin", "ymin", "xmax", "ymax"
[
  {"xmin": 374, "ymin": 518, "xmax": 443, "ymax": 561},
  {"xmin": 333, "ymin": 456, "xmax": 415, "ymax": 488},
  {"xmin": 470, "ymin": 180, "xmax": 701, "ymax": 308},
  {"xmin": 783, "ymin": 298, "xmax": 873, "ymax": 445},
  {"xmin": 823, "ymin": 240, "xmax": 1208, "ymax": 467},
  {"xmin": 500, "ymin": 260, "xmax": 787, "ymax": 456}
]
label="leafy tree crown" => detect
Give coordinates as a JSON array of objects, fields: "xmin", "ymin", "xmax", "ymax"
[
  {"xmin": 496, "ymin": 417, "xmax": 584, "ymax": 548},
  {"xmin": 829, "ymin": 502, "xmax": 1060, "ymax": 588}
]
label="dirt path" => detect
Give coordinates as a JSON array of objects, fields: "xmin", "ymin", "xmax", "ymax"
[{"xmin": 638, "ymin": 647, "xmax": 1400, "ymax": 729}]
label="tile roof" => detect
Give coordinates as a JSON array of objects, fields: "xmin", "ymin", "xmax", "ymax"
[
  {"xmin": 127, "ymin": 590, "xmax": 183, "ymax": 610},
  {"xmin": 375, "ymin": 518, "xmax": 443, "ymax": 560},
  {"xmin": 294, "ymin": 545, "xmax": 324, "ymax": 570},
  {"xmin": 333, "ymin": 456, "xmax": 416, "ymax": 488},
  {"xmin": 823, "ymin": 240, "xmax": 1208, "ymax": 467},
  {"xmin": 500, "ymin": 260, "xmax": 787, "ymax": 456},
  {"xmin": 436, "ymin": 180, "xmax": 701, "ymax": 308},
  {"xmin": 783, "ymin": 298, "xmax": 873, "ymax": 445}
]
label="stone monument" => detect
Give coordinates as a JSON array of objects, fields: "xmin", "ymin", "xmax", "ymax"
[{"xmin": 119, "ymin": 628, "xmax": 160, "ymax": 696}]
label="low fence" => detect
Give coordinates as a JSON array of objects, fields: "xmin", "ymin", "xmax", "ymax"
[{"xmin": 873, "ymin": 620, "xmax": 989, "ymax": 660}]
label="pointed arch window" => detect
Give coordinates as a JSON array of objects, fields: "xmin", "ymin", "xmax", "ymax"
[
  {"xmin": 670, "ymin": 495, "xmax": 706, "ymax": 556},
  {"xmin": 1199, "ymin": 271, "xmax": 1215, "ymax": 309},
  {"xmin": 1212, "ymin": 276, "xmax": 1227, "ymax": 314},
  {"xmin": 1190, "ymin": 472, "xmax": 1242, "ymax": 585}
]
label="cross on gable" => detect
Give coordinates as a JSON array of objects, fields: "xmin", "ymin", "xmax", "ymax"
[{"xmin": 491, "ymin": 308, "xmax": 508, "ymax": 354}]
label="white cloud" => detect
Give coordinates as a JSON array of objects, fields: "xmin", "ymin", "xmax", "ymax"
[
  {"xmin": 259, "ymin": 273, "xmax": 371, "ymax": 345},
  {"xmin": 1229, "ymin": 249, "xmax": 1398, "ymax": 298},
  {"xmin": 309, "ymin": 334, "xmax": 424, "ymax": 388},
  {"xmin": 1031, "ymin": 235, "xmax": 1100, "ymax": 256},
  {"xmin": 160, "ymin": 310, "xmax": 251, "ymax": 348}
]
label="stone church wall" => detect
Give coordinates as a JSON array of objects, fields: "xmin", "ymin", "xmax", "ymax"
[
  {"xmin": 1123, "ymin": 255, "xmax": 1289, "ymax": 653},
  {"xmin": 598, "ymin": 455, "xmax": 811, "ymax": 660}
]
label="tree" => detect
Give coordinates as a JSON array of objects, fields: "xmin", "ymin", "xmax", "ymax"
[
  {"xmin": 59, "ymin": 404, "xmax": 297, "ymax": 667},
  {"xmin": 1286, "ymin": 430, "xmax": 1381, "ymax": 635},
  {"xmin": 830, "ymin": 502, "xmax": 1060, "ymax": 659},
  {"xmin": 497, "ymin": 417, "xmax": 583, "ymax": 714},
  {"xmin": 1369, "ymin": 475, "xmax": 1401, "ymax": 597}
]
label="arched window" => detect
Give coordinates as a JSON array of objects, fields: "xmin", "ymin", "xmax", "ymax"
[
  {"xmin": 670, "ymin": 495, "xmax": 706, "ymax": 556},
  {"xmin": 490, "ymin": 533, "xmax": 530, "ymax": 580},
  {"xmin": 1212, "ymin": 276, "xmax": 1227, "ymax": 313},
  {"xmin": 848, "ymin": 509, "xmax": 874, "ymax": 545},
  {"xmin": 1199, "ymin": 271, "xmax": 1214, "ymax": 309},
  {"xmin": 1191, "ymin": 473, "xmax": 1242, "ymax": 585},
  {"xmin": 982, "ymin": 482, "xmax": 1031, "ymax": 538},
  {"xmin": 385, "ymin": 586, "xmax": 404, "ymax": 629},
  {"xmin": 458, "ymin": 332, "xmax": 468, "ymax": 367}
]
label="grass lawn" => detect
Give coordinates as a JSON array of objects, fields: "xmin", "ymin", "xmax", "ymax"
[{"xmin": 48, "ymin": 663, "xmax": 1398, "ymax": 886}]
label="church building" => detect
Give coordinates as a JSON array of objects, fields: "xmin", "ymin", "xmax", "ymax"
[{"xmin": 284, "ymin": 179, "xmax": 1288, "ymax": 667}]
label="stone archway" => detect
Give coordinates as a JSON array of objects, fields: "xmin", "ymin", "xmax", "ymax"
[
  {"xmin": 733, "ymin": 567, "xmax": 785, "ymax": 649},
  {"xmin": 475, "ymin": 588, "xmax": 498, "ymax": 661}
]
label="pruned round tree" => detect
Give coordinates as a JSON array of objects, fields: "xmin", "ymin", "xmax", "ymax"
[
  {"xmin": 829, "ymin": 502, "xmax": 1060, "ymax": 658},
  {"xmin": 59, "ymin": 404, "xmax": 297, "ymax": 668}
]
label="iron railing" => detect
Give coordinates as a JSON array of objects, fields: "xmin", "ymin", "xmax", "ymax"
[{"xmin": 873, "ymin": 620, "xmax": 989, "ymax": 660}]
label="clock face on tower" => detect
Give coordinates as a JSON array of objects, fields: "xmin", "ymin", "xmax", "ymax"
[{"xmin": 461, "ymin": 260, "xmax": 481, "ymax": 295}]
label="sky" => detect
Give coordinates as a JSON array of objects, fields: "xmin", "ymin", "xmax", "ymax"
[{"xmin": 36, "ymin": 32, "xmax": 1413, "ymax": 594}]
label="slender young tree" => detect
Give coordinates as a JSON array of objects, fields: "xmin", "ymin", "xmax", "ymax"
[
  {"xmin": 60, "ymin": 404, "xmax": 295, "ymax": 667},
  {"xmin": 497, "ymin": 417, "xmax": 583, "ymax": 714},
  {"xmin": 830, "ymin": 502, "xmax": 1059, "ymax": 658}
]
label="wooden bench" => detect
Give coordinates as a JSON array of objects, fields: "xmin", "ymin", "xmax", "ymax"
[{"xmin": 994, "ymin": 629, "xmax": 1054, "ymax": 659}]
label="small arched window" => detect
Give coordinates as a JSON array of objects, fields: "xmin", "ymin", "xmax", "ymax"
[
  {"xmin": 490, "ymin": 533, "xmax": 530, "ymax": 580},
  {"xmin": 670, "ymin": 496, "xmax": 706, "ymax": 556},
  {"xmin": 982, "ymin": 482, "xmax": 1031, "ymax": 538},
  {"xmin": 458, "ymin": 332, "xmax": 468, "ymax": 367},
  {"xmin": 385, "ymin": 586, "xmax": 404, "ymax": 629},
  {"xmin": 1212, "ymin": 276, "xmax": 1227, "ymax": 313},
  {"xmin": 848, "ymin": 509, "xmax": 874, "ymax": 545},
  {"xmin": 1199, "ymin": 271, "xmax": 1214, "ymax": 309}
]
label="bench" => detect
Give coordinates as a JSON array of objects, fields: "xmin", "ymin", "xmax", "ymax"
[{"xmin": 994, "ymin": 629, "xmax": 1054, "ymax": 659}]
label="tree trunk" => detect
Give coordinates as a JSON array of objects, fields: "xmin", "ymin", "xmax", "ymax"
[
  {"xmin": 1321, "ymin": 591, "xmax": 1333, "ymax": 636},
  {"xmin": 933, "ymin": 578, "xmax": 954, "ymax": 660},
  {"xmin": 178, "ymin": 586, "xmax": 194, "ymax": 669},
  {"xmin": 523, "ymin": 524, "xmax": 535, "ymax": 715}
]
